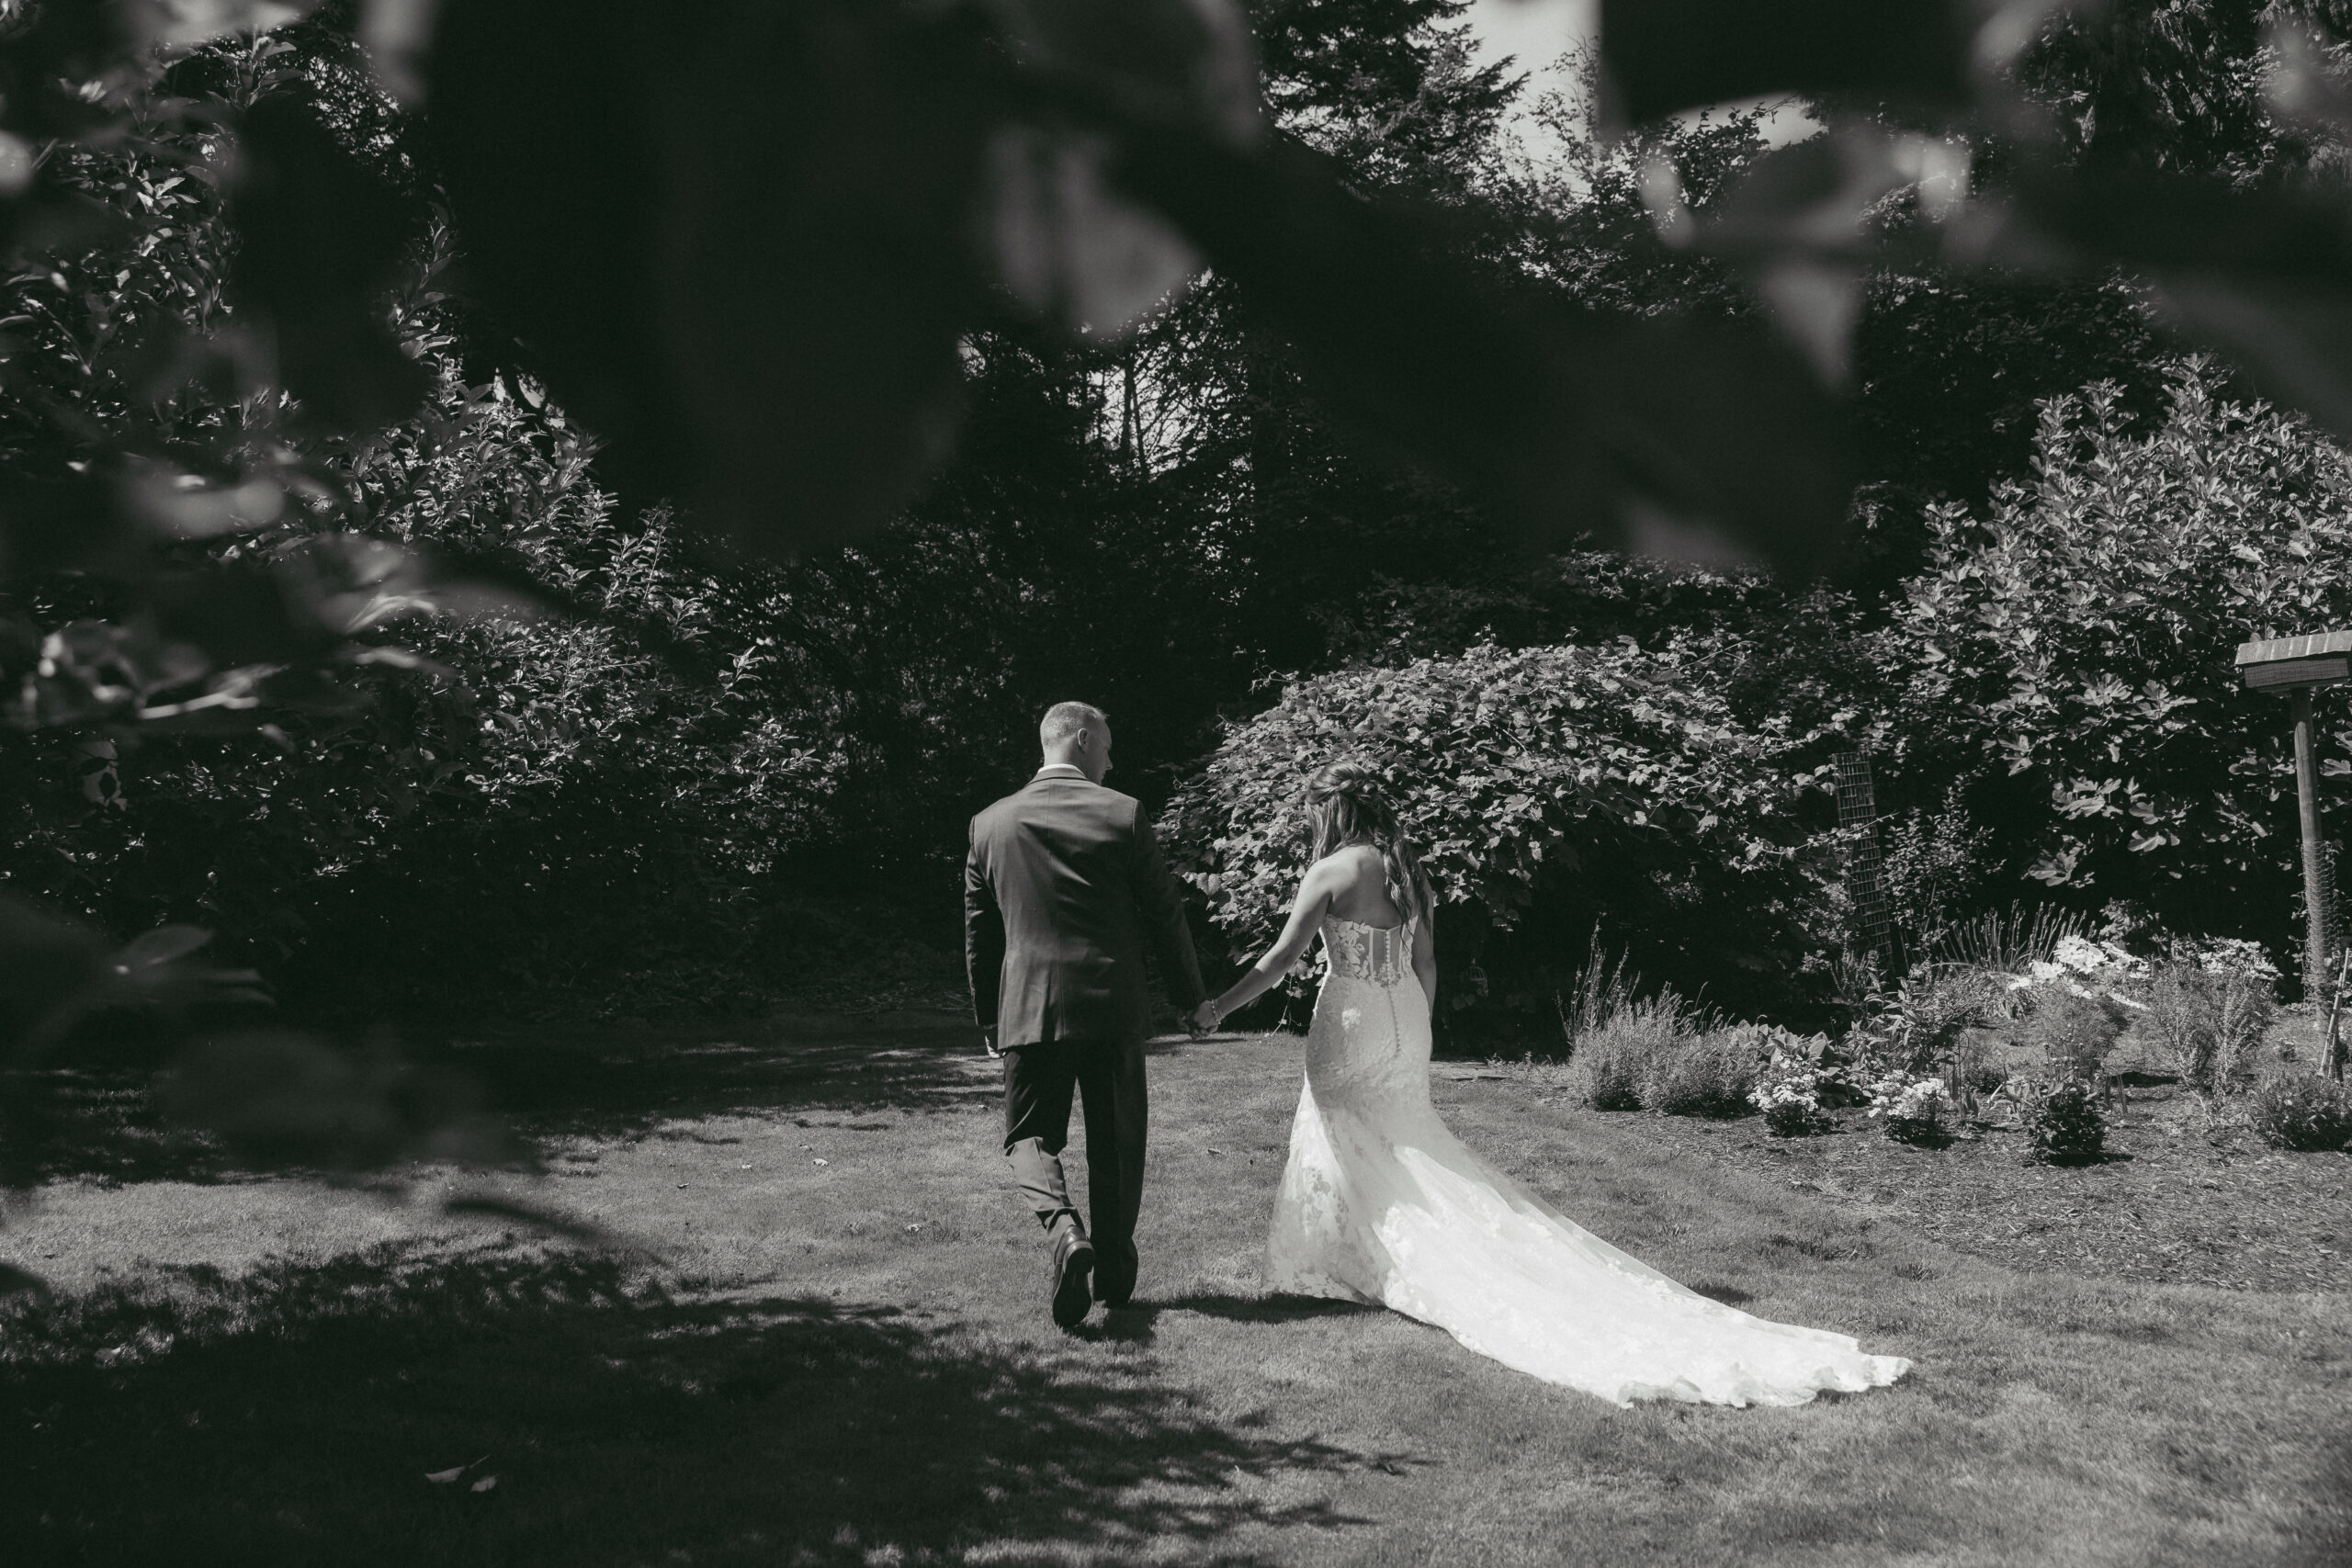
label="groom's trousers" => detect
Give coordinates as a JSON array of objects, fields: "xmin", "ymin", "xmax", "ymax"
[{"xmin": 1002, "ymin": 1037, "xmax": 1147, "ymax": 1253}]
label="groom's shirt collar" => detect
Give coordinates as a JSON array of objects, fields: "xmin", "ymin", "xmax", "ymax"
[{"xmin": 1033, "ymin": 763, "xmax": 1087, "ymax": 781}]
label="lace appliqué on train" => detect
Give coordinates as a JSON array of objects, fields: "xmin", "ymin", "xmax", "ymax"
[{"xmin": 1262, "ymin": 915, "xmax": 1912, "ymax": 1408}]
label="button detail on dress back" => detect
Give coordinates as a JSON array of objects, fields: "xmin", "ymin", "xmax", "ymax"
[{"xmin": 1324, "ymin": 916, "xmax": 1408, "ymax": 986}]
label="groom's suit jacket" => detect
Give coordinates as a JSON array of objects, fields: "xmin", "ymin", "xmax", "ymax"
[{"xmin": 966, "ymin": 772, "xmax": 1205, "ymax": 1049}]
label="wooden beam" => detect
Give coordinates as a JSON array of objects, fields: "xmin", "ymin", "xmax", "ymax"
[
  {"xmin": 2245, "ymin": 656, "xmax": 2352, "ymax": 691},
  {"xmin": 2238, "ymin": 630, "xmax": 2352, "ymax": 667}
]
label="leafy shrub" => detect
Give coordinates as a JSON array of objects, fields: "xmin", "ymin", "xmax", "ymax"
[
  {"xmin": 1866, "ymin": 1070, "xmax": 1953, "ymax": 1144},
  {"xmin": 2248, "ymin": 1074, "xmax": 2352, "ymax": 1152},
  {"xmin": 1748, "ymin": 1043, "xmax": 1842, "ymax": 1135},
  {"xmin": 2021, "ymin": 985, "xmax": 2124, "ymax": 1081},
  {"xmin": 1952, "ymin": 1030, "xmax": 2007, "ymax": 1094},
  {"xmin": 2019, "ymin": 1077, "xmax": 2107, "ymax": 1165},
  {"xmin": 2166, "ymin": 936, "xmax": 2281, "ymax": 983},
  {"xmin": 1881, "ymin": 783, "xmax": 1996, "ymax": 952},
  {"xmin": 1710, "ymin": 1021, "xmax": 1826, "ymax": 1063},
  {"xmin": 1896, "ymin": 362, "xmax": 2352, "ymax": 954},
  {"xmin": 1876, "ymin": 963, "xmax": 2007, "ymax": 1074},
  {"xmin": 1164, "ymin": 639, "xmax": 1830, "ymax": 1028},
  {"xmin": 2145, "ymin": 957, "xmax": 2276, "ymax": 1093},
  {"xmin": 0, "ymin": 33, "xmax": 859, "ymax": 1022}
]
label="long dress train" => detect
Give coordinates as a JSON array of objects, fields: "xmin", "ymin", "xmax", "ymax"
[{"xmin": 1265, "ymin": 915, "xmax": 1912, "ymax": 1407}]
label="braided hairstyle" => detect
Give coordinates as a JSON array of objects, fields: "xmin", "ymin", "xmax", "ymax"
[{"xmin": 1305, "ymin": 761, "xmax": 1431, "ymax": 927}]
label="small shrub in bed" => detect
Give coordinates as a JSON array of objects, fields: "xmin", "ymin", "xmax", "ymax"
[
  {"xmin": 2019, "ymin": 1077, "xmax": 2107, "ymax": 1165},
  {"xmin": 1883, "ymin": 964, "xmax": 2007, "ymax": 1074},
  {"xmin": 1751, "ymin": 1073, "xmax": 1832, "ymax": 1135},
  {"xmin": 1866, "ymin": 1071, "xmax": 1953, "ymax": 1145},
  {"xmin": 1647, "ymin": 1031, "xmax": 1760, "ymax": 1117},
  {"xmin": 1578, "ymin": 1036, "xmax": 1647, "ymax": 1111},
  {"xmin": 2248, "ymin": 1074, "xmax": 2352, "ymax": 1152},
  {"xmin": 1746, "ymin": 1034, "xmax": 1859, "ymax": 1134},
  {"xmin": 1951, "ymin": 1030, "xmax": 2007, "ymax": 1095},
  {"xmin": 1569, "ymin": 987, "xmax": 1707, "ymax": 1111},
  {"xmin": 2145, "ymin": 958, "xmax": 2275, "ymax": 1093},
  {"xmin": 2022, "ymin": 985, "xmax": 2124, "ymax": 1081}
]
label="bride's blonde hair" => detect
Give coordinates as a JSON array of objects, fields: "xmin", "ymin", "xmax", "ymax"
[{"xmin": 1306, "ymin": 761, "xmax": 1431, "ymax": 927}]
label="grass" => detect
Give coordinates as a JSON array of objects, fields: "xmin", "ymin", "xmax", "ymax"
[{"xmin": 4, "ymin": 1016, "xmax": 2349, "ymax": 1566}]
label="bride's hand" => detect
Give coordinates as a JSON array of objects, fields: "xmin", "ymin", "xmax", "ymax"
[{"xmin": 1190, "ymin": 1000, "xmax": 1221, "ymax": 1036}]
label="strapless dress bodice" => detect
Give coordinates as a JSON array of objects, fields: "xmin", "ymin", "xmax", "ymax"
[{"xmin": 1320, "ymin": 914, "xmax": 1412, "ymax": 987}]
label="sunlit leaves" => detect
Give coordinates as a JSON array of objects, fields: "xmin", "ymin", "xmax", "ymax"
[
  {"xmin": 1162, "ymin": 637, "xmax": 1830, "ymax": 1010},
  {"xmin": 1894, "ymin": 360, "xmax": 2352, "ymax": 937},
  {"xmin": 1599, "ymin": 1, "xmax": 2352, "ymax": 508}
]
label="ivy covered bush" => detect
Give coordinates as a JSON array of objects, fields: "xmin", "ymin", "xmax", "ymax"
[{"xmin": 1161, "ymin": 639, "xmax": 1833, "ymax": 1032}]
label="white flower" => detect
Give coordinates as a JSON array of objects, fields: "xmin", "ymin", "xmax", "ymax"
[
  {"xmin": 2009, "ymin": 959, "xmax": 2067, "ymax": 990},
  {"xmin": 2052, "ymin": 933, "xmax": 2149, "ymax": 980},
  {"xmin": 1865, "ymin": 1071, "xmax": 1951, "ymax": 1123},
  {"xmin": 2174, "ymin": 935, "xmax": 2280, "ymax": 980}
]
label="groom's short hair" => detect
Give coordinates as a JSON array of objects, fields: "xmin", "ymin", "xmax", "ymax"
[{"xmin": 1040, "ymin": 701, "xmax": 1107, "ymax": 746}]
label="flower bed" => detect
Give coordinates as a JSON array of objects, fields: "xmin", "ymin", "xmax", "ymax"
[{"xmin": 1471, "ymin": 1060, "xmax": 2352, "ymax": 1292}]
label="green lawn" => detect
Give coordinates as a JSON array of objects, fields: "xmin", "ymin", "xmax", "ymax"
[{"xmin": 4, "ymin": 1015, "xmax": 2348, "ymax": 1566}]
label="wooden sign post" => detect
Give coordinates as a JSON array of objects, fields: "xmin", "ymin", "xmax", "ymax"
[{"xmin": 2234, "ymin": 631, "xmax": 2352, "ymax": 1011}]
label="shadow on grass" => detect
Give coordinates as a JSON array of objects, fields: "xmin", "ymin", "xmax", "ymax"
[
  {"xmin": 3, "ymin": 1244, "xmax": 1384, "ymax": 1567},
  {"xmin": 4, "ymin": 1066, "xmax": 227, "ymax": 1187},
  {"xmin": 11, "ymin": 1013, "xmax": 1001, "ymax": 1184},
  {"xmin": 440, "ymin": 1014, "xmax": 1000, "ymax": 1137},
  {"xmin": 1083, "ymin": 1292, "xmax": 1380, "ymax": 1347},
  {"xmin": 1686, "ymin": 1282, "xmax": 1755, "ymax": 1306},
  {"xmin": 1159, "ymin": 1292, "xmax": 1382, "ymax": 1325}
]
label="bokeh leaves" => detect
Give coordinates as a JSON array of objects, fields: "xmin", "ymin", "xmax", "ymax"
[{"xmin": 416, "ymin": 0, "xmax": 1854, "ymax": 572}]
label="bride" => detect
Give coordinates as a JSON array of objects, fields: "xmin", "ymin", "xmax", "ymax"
[{"xmin": 1190, "ymin": 761, "xmax": 1911, "ymax": 1408}]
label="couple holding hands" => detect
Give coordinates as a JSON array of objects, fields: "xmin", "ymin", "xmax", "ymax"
[{"xmin": 964, "ymin": 701, "xmax": 1907, "ymax": 1407}]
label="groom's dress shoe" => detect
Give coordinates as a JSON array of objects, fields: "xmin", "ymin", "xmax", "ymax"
[{"xmin": 1050, "ymin": 1230, "xmax": 1096, "ymax": 1329}]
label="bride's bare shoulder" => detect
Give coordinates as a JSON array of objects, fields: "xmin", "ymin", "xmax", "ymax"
[{"xmin": 1301, "ymin": 845, "xmax": 1380, "ymax": 894}]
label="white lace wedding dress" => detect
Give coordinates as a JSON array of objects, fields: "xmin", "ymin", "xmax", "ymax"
[{"xmin": 1265, "ymin": 915, "xmax": 1912, "ymax": 1407}]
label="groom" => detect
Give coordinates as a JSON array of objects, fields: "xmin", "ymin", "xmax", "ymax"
[{"xmin": 965, "ymin": 701, "xmax": 1205, "ymax": 1329}]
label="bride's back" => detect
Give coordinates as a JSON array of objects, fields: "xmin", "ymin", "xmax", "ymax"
[{"xmin": 1318, "ymin": 843, "xmax": 1406, "ymax": 928}]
